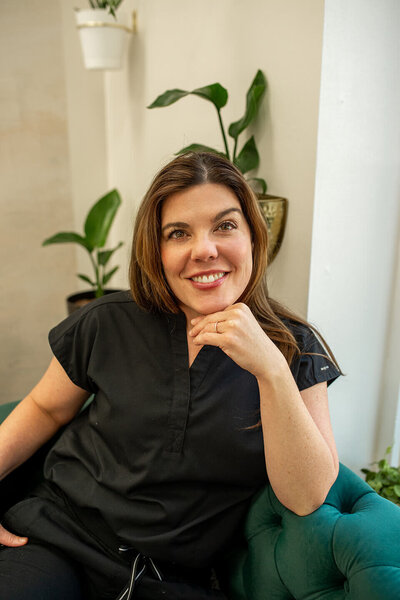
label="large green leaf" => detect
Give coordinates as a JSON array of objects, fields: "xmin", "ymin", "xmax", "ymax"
[
  {"xmin": 175, "ymin": 143, "xmax": 227, "ymax": 158},
  {"xmin": 191, "ymin": 84, "xmax": 228, "ymax": 110},
  {"xmin": 147, "ymin": 89, "xmax": 189, "ymax": 108},
  {"xmin": 42, "ymin": 232, "xmax": 91, "ymax": 251},
  {"xmin": 84, "ymin": 189, "xmax": 122, "ymax": 250},
  {"xmin": 97, "ymin": 241, "xmax": 123, "ymax": 267},
  {"xmin": 148, "ymin": 84, "xmax": 228, "ymax": 111},
  {"xmin": 78, "ymin": 273, "xmax": 95, "ymax": 287},
  {"xmin": 234, "ymin": 136, "xmax": 259, "ymax": 174},
  {"xmin": 247, "ymin": 177, "xmax": 268, "ymax": 194},
  {"xmin": 228, "ymin": 70, "xmax": 267, "ymax": 141},
  {"xmin": 102, "ymin": 265, "xmax": 119, "ymax": 286}
]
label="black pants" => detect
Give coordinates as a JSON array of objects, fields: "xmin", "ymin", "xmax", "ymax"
[
  {"xmin": 1, "ymin": 491, "xmax": 228, "ymax": 600},
  {"xmin": 0, "ymin": 542, "xmax": 228, "ymax": 599}
]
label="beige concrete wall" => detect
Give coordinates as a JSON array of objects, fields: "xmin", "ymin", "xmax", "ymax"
[
  {"xmin": 105, "ymin": 0, "xmax": 325, "ymax": 316},
  {"xmin": 0, "ymin": 0, "xmax": 107, "ymax": 404},
  {"xmin": 0, "ymin": 0, "xmax": 76, "ymax": 404}
]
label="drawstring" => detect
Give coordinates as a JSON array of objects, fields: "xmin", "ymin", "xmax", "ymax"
[{"xmin": 116, "ymin": 551, "xmax": 163, "ymax": 600}]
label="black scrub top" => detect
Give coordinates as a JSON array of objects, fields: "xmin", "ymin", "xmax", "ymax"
[{"xmin": 42, "ymin": 291, "xmax": 340, "ymax": 568}]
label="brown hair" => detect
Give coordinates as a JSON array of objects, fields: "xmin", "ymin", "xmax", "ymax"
[{"xmin": 129, "ymin": 152, "xmax": 341, "ymax": 372}]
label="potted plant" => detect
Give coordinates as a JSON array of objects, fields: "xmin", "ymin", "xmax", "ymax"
[
  {"xmin": 43, "ymin": 189, "xmax": 124, "ymax": 314},
  {"xmin": 361, "ymin": 446, "xmax": 400, "ymax": 506},
  {"xmin": 75, "ymin": 1, "xmax": 134, "ymax": 70},
  {"xmin": 148, "ymin": 69, "xmax": 287, "ymax": 262}
]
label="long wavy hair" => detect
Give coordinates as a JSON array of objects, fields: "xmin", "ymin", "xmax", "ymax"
[{"xmin": 129, "ymin": 152, "xmax": 341, "ymax": 372}]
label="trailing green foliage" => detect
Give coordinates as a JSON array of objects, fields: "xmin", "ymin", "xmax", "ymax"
[
  {"xmin": 88, "ymin": 0, "xmax": 123, "ymax": 18},
  {"xmin": 148, "ymin": 70, "xmax": 268, "ymax": 193},
  {"xmin": 361, "ymin": 446, "xmax": 400, "ymax": 505},
  {"xmin": 43, "ymin": 189, "xmax": 123, "ymax": 298}
]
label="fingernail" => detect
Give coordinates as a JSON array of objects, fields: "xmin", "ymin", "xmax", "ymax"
[{"xmin": 18, "ymin": 537, "xmax": 28, "ymax": 543}]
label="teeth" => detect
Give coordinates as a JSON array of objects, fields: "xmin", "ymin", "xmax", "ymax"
[{"xmin": 192, "ymin": 272, "xmax": 225, "ymax": 283}]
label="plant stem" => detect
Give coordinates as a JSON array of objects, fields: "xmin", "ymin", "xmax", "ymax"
[
  {"xmin": 216, "ymin": 108, "xmax": 230, "ymax": 160},
  {"xmin": 88, "ymin": 251, "xmax": 102, "ymax": 296},
  {"xmin": 233, "ymin": 138, "xmax": 238, "ymax": 163}
]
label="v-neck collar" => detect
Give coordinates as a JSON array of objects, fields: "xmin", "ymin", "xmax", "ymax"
[{"xmin": 164, "ymin": 312, "xmax": 217, "ymax": 454}]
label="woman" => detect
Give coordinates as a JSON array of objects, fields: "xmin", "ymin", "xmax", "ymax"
[{"xmin": 0, "ymin": 152, "xmax": 341, "ymax": 599}]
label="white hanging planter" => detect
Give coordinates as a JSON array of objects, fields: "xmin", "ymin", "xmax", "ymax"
[{"xmin": 75, "ymin": 8, "xmax": 133, "ymax": 70}]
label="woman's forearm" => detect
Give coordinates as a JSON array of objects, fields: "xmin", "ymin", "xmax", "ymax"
[
  {"xmin": 0, "ymin": 394, "xmax": 62, "ymax": 481},
  {"xmin": 258, "ymin": 367, "xmax": 338, "ymax": 516}
]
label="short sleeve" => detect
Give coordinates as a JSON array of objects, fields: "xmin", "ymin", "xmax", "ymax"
[
  {"xmin": 287, "ymin": 322, "xmax": 341, "ymax": 392},
  {"xmin": 48, "ymin": 306, "xmax": 99, "ymax": 394}
]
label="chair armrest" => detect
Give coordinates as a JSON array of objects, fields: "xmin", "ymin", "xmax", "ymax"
[
  {"xmin": 222, "ymin": 464, "xmax": 400, "ymax": 599},
  {"xmin": 0, "ymin": 400, "xmax": 19, "ymax": 422}
]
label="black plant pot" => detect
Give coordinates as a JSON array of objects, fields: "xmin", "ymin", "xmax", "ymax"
[{"xmin": 66, "ymin": 289, "xmax": 121, "ymax": 315}]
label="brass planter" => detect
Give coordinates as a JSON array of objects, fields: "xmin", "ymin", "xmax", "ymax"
[{"xmin": 257, "ymin": 194, "xmax": 288, "ymax": 263}]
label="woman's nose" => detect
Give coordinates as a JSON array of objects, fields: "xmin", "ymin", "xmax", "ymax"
[{"xmin": 190, "ymin": 235, "xmax": 218, "ymax": 261}]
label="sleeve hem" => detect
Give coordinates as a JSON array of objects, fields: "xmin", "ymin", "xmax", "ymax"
[{"xmin": 297, "ymin": 370, "xmax": 341, "ymax": 392}]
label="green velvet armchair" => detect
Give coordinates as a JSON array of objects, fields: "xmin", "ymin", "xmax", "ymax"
[{"xmin": 1, "ymin": 400, "xmax": 400, "ymax": 599}]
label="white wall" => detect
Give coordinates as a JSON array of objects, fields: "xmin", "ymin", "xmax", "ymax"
[{"xmin": 309, "ymin": 0, "xmax": 400, "ymax": 472}]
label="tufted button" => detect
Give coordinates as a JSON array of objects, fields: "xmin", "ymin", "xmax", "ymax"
[{"xmin": 273, "ymin": 515, "xmax": 282, "ymax": 527}]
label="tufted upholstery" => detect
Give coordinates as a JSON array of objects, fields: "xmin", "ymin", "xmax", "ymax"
[
  {"xmin": 2, "ymin": 401, "xmax": 400, "ymax": 599},
  {"xmin": 221, "ymin": 464, "xmax": 400, "ymax": 599}
]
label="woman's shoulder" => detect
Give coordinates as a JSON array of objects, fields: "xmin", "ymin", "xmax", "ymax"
[
  {"xmin": 280, "ymin": 317, "xmax": 316, "ymax": 349},
  {"xmin": 49, "ymin": 291, "xmax": 157, "ymax": 343},
  {"xmin": 65, "ymin": 290, "xmax": 144, "ymax": 322}
]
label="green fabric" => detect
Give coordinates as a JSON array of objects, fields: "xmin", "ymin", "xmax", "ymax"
[
  {"xmin": 0, "ymin": 400, "xmax": 19, "ymax": 421},
  {"xmin": 2, "ymin": 402, "xmax": 400, "ymax": 598},
  {"xmin": 222, "ymin": 464, "xmax": 400, "ymax": 599}
]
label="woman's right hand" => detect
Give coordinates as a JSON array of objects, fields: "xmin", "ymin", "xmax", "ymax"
[{"xmin": 0, "ymin": 523, "xmax": 28, "ymax": 546}]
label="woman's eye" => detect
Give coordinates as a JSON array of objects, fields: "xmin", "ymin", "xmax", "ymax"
[
  {"xmin": 217, "ymin": 221, "xmax": 236, "ymax": 232},
  {"xmin": 168, "ymin": 229, "xmax": 187, "ymax": 239}
]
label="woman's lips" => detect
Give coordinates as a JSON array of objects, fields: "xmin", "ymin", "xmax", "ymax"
[{"xmin": 188, "ymin": 271, "xmax": 228, "ymax": 289}]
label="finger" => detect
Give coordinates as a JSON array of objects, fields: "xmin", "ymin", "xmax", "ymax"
[
  {"xmin": 0, "ymin": 524, "xmax": 28, "ymax": 547},
  {"xmin": 190, "ymin": 309, "xmax": 231, "ymax": 327},
  {"xmin": 192, "ymin": 331, "xmax": 223, "ymax": 347},
  {"xmin": 189, "ymin": 311, "xmax": 229, "ymax": 336},
  {"xmin": 189, "ymin": 320, "xmax": 222, "ymax": 337}
]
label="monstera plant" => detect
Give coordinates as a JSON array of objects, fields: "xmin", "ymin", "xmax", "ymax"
[
  {"xmin": 148, "ymin": 70, "xmax": 268, "ymax": 194},
  {"xmin": 43, "ymin": 189, "xmax": 123, "ymax": 313}
]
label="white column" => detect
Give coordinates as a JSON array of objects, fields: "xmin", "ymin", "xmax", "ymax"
[{"xmin": 308, "ymin": 0, "xmax": 400, "ymax": 472}]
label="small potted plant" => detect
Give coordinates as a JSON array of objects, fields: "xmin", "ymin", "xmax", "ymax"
[
  {"xmin": 75, "ymin": 1, "xmax": 133, "ymax": 70},
  {"xmin": 361, "ymin": 446, "xmax": 400, "ymax": 506},
  {"xmin": 43, "ymin": 189, "xmax": 124, "ymax": 314},
  {"xmin": 148, "ymin": 70, "xmax": 287, "ymax": 262}
]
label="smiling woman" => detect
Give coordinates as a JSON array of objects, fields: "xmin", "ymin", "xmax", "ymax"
[{"xmin": 0, "ymin": 152, "xmax": 342, "ymax": 600}]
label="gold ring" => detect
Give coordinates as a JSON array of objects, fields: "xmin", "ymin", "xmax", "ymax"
[{"xmin": 215, "ymin": 321, "xmax": 219, "ymax": 333}]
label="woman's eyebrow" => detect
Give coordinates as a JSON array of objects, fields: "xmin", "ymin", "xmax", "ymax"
[
  {"xmin": 212, "ymin": 208, "xmax": 242, "ymax": 222},
  {"xmin": 161, "ymin": 221, "xmax": 188, "ymax": 233},
  {"xmin": 161, "ymin": 208, "xmax": 242, "ymax": 233}
]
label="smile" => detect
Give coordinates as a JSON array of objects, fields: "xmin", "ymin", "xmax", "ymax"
[{"xmin": 190, "ymin": 272, "xmax": 226, "ymax": 283}]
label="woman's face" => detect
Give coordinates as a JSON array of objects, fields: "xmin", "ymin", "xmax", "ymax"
[{"xmin": 160, "ymin": 183, "xmax": 253, "ymax": 322}]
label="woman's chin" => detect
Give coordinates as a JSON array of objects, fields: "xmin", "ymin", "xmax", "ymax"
[{"xmin": 180, "ymin": 301, "xmax": 231, "ymax": 320}]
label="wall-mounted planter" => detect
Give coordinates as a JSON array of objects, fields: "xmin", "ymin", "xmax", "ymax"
[{"xmin": 75, "ymin": 8, "xmax": 133, "ymax": 70}]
